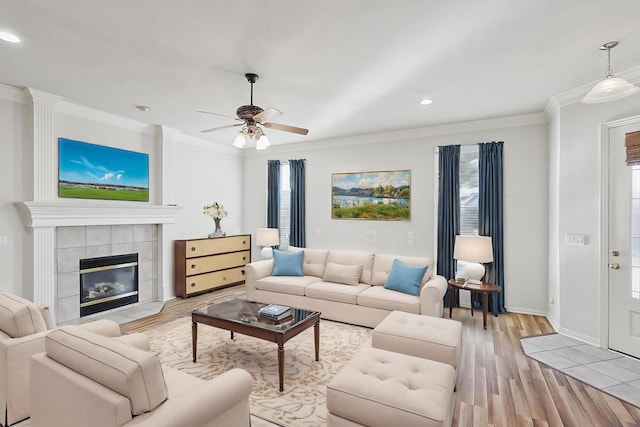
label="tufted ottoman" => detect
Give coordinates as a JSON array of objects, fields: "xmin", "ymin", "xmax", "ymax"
[
  {"xmin": 326, "ymin": 347, "xmax": 455, "ymax": 427},
  {"xmin": 372, "ymin": 311, "xmax": 462, "ymax": 378}
]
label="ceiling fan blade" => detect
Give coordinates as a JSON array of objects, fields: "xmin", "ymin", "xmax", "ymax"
[
  {"xmin": 197, "ymin": 110, "xmax": 242, "ymax": 121},
  {"xmin": 262, "ymin": 122, "xmax": 309, "ymax": 135},
  {"xmin": 254, "ymin": 108, "xmax": 282, "ymax": 123},
  {"xmin": 200, "ymin": 123, "xmax": 243, "ymax": 133}
]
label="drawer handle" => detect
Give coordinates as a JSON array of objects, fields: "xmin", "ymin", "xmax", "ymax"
[
  {"xmin": 191, "ymin": 247, "xmax": 196, "ymax": 252},
  {"xmin": 241, "ymin": 269, "xmax": 246, "ymax": 275},
  {"xmin": 242, "ymin": 256, "xmax": 246, "ymax": 260},
  {"xmin": 191, "ymin": 264, "xmax": 196, "ymax": 269},
  {"xmin": 223, "ymin": 276, "xmax": 227, "ymax": 281},
  {"xmin": 242, "ymin": 240, "xmax": 246, "ymax": 244},
  {"xmin": 190, "ymin": 283, "xmax": 196, "ymax": 287}
]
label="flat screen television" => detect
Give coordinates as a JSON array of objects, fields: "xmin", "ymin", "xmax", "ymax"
[{"xmin": 58, "ymin": 138, "xmax": 150, "ymax": 202}]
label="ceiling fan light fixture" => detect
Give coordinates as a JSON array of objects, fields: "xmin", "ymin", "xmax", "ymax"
[
  {"xmin": 255, "ymin": 134, "xmax": 270, "ymax": 150},
  {"xmin": 582, "ymin": 41, "xmax": 640, "ymax": 104},
  {"xmin": 232, "ymin": 131, "xmax": 247, "ymax": 148},
  {"xmin": 420, "ymin": 98, "xmax": 433, "ymax": 106}
]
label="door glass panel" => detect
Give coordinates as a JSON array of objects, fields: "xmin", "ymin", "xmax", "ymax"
[{"xmin": 632, "ymin": 166, "xmax": 640, "ymax": 299}]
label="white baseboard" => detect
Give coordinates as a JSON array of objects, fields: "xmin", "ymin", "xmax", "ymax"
[{"xmin": 557, "ymin": 327, "xmax": 601, "ymax": 347}]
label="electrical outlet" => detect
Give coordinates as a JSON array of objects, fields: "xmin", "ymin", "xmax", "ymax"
[
  {"xmin": 408, "ymin": 239, "xmax": 414, "ymax": 247},
  {"xmin": 0, "ymin": 236, "xmax": 7, "ymax": 246}
]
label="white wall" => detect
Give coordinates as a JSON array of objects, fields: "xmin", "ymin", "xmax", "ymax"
[
  {"xmin": 0, "ymin": 95, "xmax": 30, "ymax": 297},
  {"xmin": 243, "ymin": 114, "xmax": 549, "ymax": 314},
  {"xmin": 550, "ymin": 93, "xmax": 640, "ymax": 344},
  {"xmin": 171, "ymin": 138, "xmax": 244, "ymax": 240}
]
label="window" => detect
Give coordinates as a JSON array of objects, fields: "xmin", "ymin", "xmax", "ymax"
[
  {"xmin": 279, "ymin": 162, "xmax": 291, "ymax": 250},
  {"xmin": 459, "ymin": 145, "xmax": 479, "ymax": 235}
]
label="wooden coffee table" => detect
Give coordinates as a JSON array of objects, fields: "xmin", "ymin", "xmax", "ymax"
[{"xmin": 192, "ymin": 298, "xmax": 320, "ymax": 391}]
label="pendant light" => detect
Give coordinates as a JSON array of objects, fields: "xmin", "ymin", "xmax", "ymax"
[{"xmin": 582, "ymin": 41, "xmax": 639, "ymax": 104}]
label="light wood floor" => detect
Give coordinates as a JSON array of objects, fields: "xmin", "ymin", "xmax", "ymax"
[{"xmin": 121, "ymin": 285, "xmax": 640, "ymax": 426}]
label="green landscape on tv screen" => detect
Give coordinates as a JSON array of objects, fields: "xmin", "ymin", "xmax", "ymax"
[{"xmin": 58, "ymin": 138, "xmax": 150, "ymax": 202}]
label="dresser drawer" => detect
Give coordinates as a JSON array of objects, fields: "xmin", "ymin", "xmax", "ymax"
[
  {"xmin": 185, "ymin": 266, "xmax": 246, "ymax": 295},
  {"xmin": 185, "ymin": 235, "xmax": 250, "ymax": 258},
  {"xmin": 186, "ymin": 250, "xmax": 250, "ymax": 276}
]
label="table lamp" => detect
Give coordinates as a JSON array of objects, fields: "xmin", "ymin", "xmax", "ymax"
[
  {"xmin": 256, "ymin": 228, "xmax": 280, "ymax": 259},
  {"xmin": 453, "ymin": 235, "xmax": 493, "ymax": 284}
]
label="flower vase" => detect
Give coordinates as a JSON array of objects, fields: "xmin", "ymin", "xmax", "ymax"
[{"xmin": 209, "ymin": 218, "xmax": 226, "ymax": 238}]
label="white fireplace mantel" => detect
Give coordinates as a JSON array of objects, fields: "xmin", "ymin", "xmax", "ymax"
[{"xmin": 15, "ymin": 201, "xmax": 182, "ymax": 228}]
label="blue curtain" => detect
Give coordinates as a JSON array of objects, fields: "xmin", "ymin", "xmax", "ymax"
[
  {"xmin": 267, "ymin": 160, "xmax": 280, "ymax": 229},
  {"xmin": 289, "ymin": 159, "xmax": 306, "ymax": 247},
  {"xmin": 437, "ymin": 145, "xmax": 460, "ymax": 308},
  {"xmin": 479, "ymin": 141, "xmax": 505, "ymax": 315}
]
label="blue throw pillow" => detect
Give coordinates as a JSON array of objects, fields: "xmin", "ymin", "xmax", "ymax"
[
  {"xmin": 272, "ymin": 249, "xmax": 304, "ymax": 276},
  {"xmin": 383, "ymin": 259, "xmax": 428, "ymax": 296}
]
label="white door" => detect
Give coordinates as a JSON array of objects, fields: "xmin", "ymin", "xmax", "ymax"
[{"xmin": 609, "ymin": 121, "xmax": 640, "ymax": 357}]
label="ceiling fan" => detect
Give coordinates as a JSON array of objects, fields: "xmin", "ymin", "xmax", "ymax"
[{"xmin": 198, "ymin": 73, "xmax": 309, "ymax": 149}]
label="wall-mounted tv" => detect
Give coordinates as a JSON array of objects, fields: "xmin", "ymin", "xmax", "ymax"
[{"xmin": 58, "ymin": 138, "xmax": 150, "ymax": 202}]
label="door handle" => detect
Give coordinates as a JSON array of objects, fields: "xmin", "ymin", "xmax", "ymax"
[{"xmin": 609, "ymin": 263, "xmax": 620, "ymax": 270}]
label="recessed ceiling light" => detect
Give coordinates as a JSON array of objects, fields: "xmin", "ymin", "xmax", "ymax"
[
  {"xmin": 135, "ymin": 105, "xmax": 150, "ymax": 112},
  {"xmin": 420, "ymin": 99, "xmax": 433, "ymax": 106},
  {"xmin": 0, "ymin": 31, "xmax": 21, "ymax": 43}
]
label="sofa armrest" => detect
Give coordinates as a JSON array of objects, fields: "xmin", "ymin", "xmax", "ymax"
[
  {"xmin": 0, "ymin": 330, "xmax": 49, "ymax": 425},
  {"xmin": 245, "ymin": 259, "xmax": 274, "ymax": 301},
  {"xmin": 419, "ymin": 274, "xmax": 448, "ymax": 317},
  {"xmin": 131, "ymin": 368, "xmax": 253, "ymax": 427}
]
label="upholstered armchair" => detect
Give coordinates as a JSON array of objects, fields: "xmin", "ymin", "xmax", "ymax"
[
  {"xmin": 0, "ymin": 291, "xmax": 126, "ymax": 426},
  {"xmin": 30, "ymin": 325, "xmax": 253, "ymax": 427}
]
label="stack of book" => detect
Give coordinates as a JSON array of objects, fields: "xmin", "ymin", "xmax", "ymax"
[{"xmin": 258, "ymin": 304, "xmax": 291, "ymax": 320}]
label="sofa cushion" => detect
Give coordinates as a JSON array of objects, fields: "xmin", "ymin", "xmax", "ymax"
[
  {"xmin": 383, "ymin": 259, "xmax": 428, "ymax": 296},
  {"xmin": 288, "ymin": 247, "xmax": 329, "ymax": 278},
  {"xmin": 323, "ymin": 262, "xmax": 364, "ymax": 286},
  {"xmin": 305, "ymin": 281, "xmax": 370, "ymax": 304},
  {"xmin": 0, "ymin": 291, "xmax": 48, "ymax": 338},
  {"xmin": 357, "ymin": 286, "xmax": 420, "ymax": 314},
  {"xmin": 272, "ymin": 249, "xmax": 304, "ymax": 276},
  {"xmin": 326, "ymin": 250, "xmax": 374, "ymax": 284},
  {"xmin": 254, "ymin": 275, "xmax": 321, "ymax": 296},
  {"xmin": 371, "ymin": 254, "xmax": 435, "ymax": 286},
  {"xmin": 45, "ymin": 325, "xmax": 168, "ymax": 416}
]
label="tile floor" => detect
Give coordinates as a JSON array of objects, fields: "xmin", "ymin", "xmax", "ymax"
[{"xmin": 521, "ymin": 333, "xmax": 640, "ymax": 407}]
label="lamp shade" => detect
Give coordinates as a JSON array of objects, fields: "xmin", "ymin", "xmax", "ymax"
[
  {"xmin": 256, "ymin": 228, "xmax": 279, "ymax": 247},
  {"xmin": 582, "ymin": 77, "xmax": 640, "ymax": 104},
  {"xmin": 453, "ymin": 235, "xmax": 493, "ymax": 263}
]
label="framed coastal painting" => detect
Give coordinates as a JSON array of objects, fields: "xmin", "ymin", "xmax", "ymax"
[
  {"xmin": 331, "ymin": 169, "xmax": 411, "ymax": 220},
  {"xmin": 58, "ymin": 138, "xmax": 150, "ymax": 202}
]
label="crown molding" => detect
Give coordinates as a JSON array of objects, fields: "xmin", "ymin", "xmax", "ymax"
[
  {"xmin": 0, "ymin": 83, "xmax": 28, "ymax": 103},
  {"xmin": 245, "ymin": 112, "xmax": 547, "ymax": 156},
  {"xmin": 56, "ymin": 101, "xmax": 157, "ymax": 135},
  {"xmin": 173, "ymin": 131, "xmax": 240, "ymax": 156}
]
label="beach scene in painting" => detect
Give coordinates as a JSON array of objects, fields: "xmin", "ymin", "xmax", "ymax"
[
  {"xmin": 332, "ymin": 170, "xmax": 410, "ymax": 220},
  {"xmin": 58, "ymin": 138, "xmax": 150, "ymax": 202}
]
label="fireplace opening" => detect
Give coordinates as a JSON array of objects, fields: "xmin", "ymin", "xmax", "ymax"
[{"xmin": 80, "ymin": 253, "xmax": 139, "ymax": 317}]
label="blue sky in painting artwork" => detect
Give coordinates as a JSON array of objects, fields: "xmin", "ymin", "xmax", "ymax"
[
  {"xmin": 58, "ymin": 138, "xmax": 149, "ymax": 188},
  {"xmin": 332, "ymin": 170, "xmax": 410, "ymax": 189}
]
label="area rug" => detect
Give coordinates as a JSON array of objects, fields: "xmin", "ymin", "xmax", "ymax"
[{"xmin": 145, "ymin": 317, "xmax": 372, "ymax": 426}]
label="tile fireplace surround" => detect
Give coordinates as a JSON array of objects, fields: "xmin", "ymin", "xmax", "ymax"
[
  {"xmin": 56, "ymin": 224, "xmax": 156, "ymax": 323},
  {"xmin": 15, "ymin": 201, "xmax": 181, "ymax": 324}
]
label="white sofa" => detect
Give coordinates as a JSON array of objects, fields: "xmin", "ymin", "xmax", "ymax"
[{"xmin": 245, "ymin": 248, "xmax": 447, "ymax": 328}]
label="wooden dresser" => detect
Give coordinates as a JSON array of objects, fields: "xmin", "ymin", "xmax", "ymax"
[{"xmin": 174, "ymin": 234, "xmax": 251, "ymax": 297}]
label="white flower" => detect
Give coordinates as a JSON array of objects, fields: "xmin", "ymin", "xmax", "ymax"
[{"xmin": 203, "ymin": 202, "xmax": 228, "ymax": 220}]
